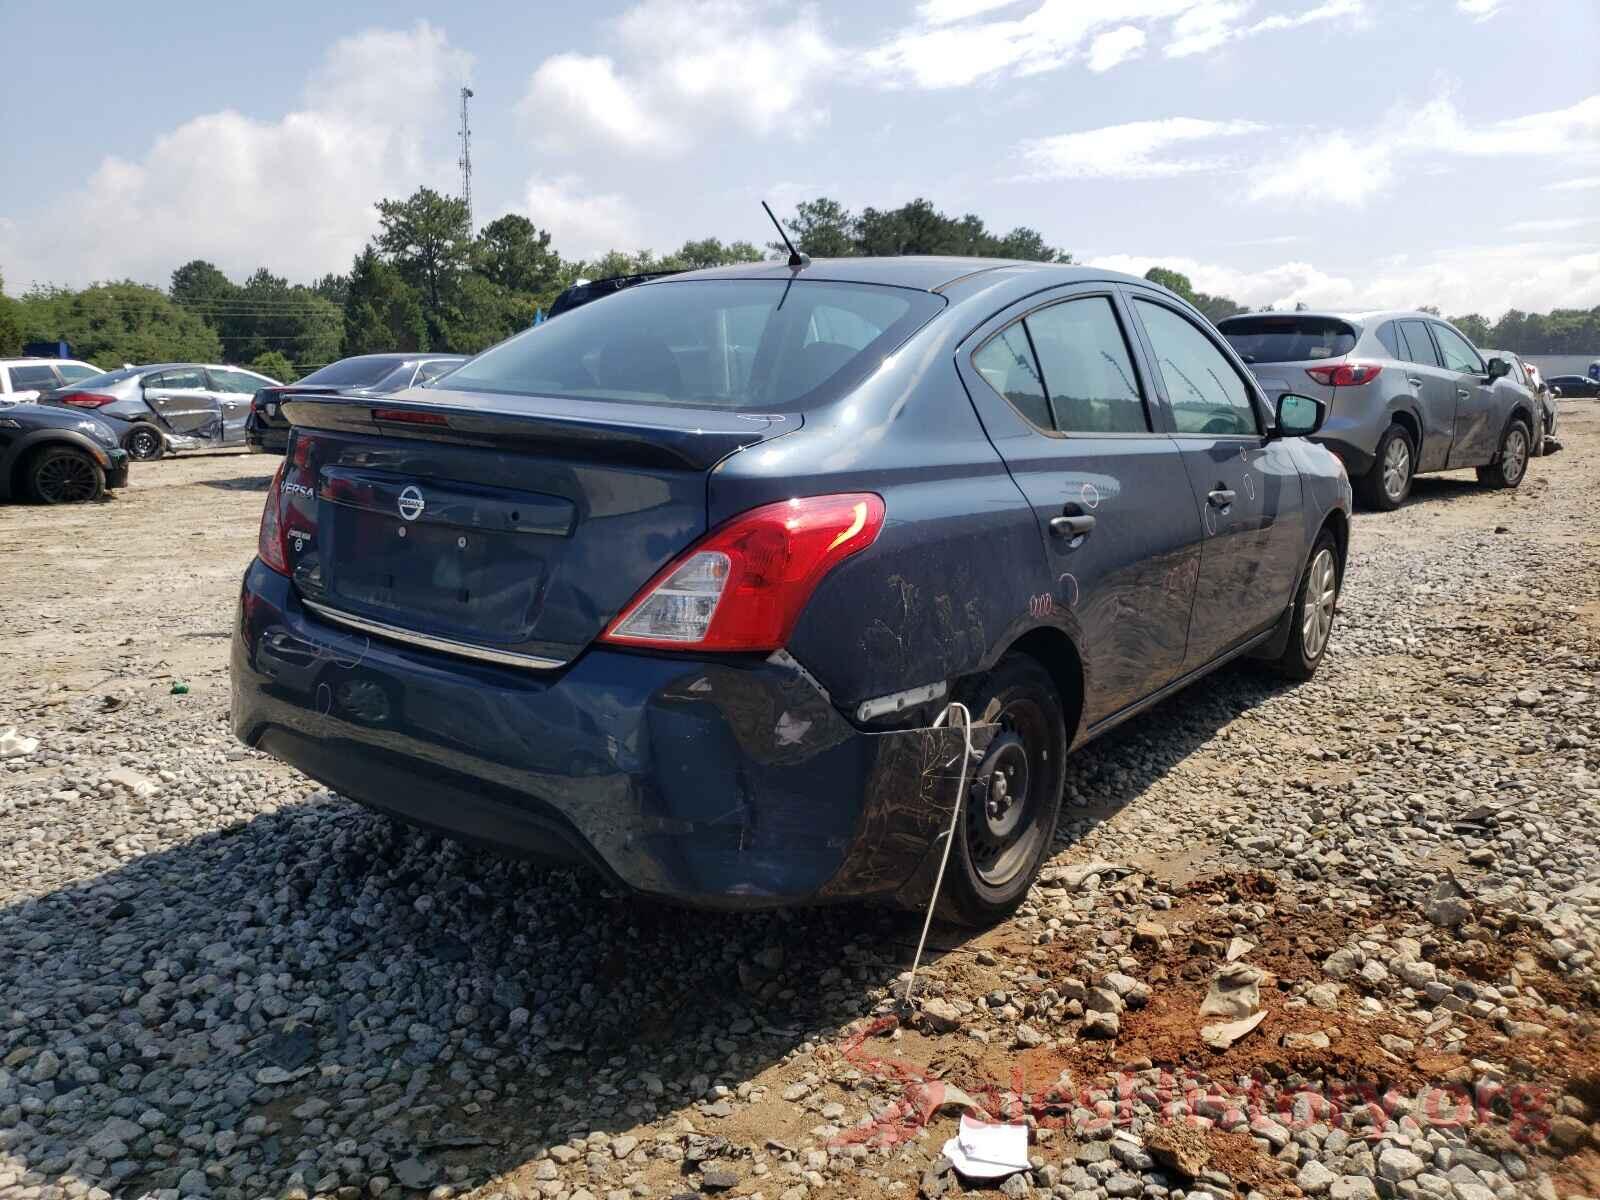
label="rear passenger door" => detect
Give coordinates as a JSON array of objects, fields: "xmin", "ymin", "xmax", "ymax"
[
  {"xmin": 207, "ymin": 369, "xmax": 269, "ymax": 442},
  {"xmin": 1430, "ymin": 322, "xmax": 1497, "ymax": 466},
  {"xmin": 1125, "ymin": 290, "xmax": 1306, "ymax": 670},
  {"xmin": 1393, "ymin": 319, "xmax": 1455, "ymax": 471},
  {"xmin": 144, "ymin": 368, "xmax": 222, "ymax": 441},
  {"xmin": 957, "ymin": 286, "xmax": 1201, "ymax": 725}
]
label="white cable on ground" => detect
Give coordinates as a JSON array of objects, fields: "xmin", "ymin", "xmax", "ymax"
[{"xmin": 903, "ymin": 701, "xmax": 974, "ymax": 1009}]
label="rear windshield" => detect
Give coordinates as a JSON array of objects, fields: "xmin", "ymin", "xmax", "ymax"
[
  {"xmin": 443, "ymin": 279, "xmax": 945, "ymax": 411},
  {"xmin": 72, "ymin": 366, "xmax": 143, "ymax": 389},
  {"xmin": 1218, "ymin": 316, "xmax": 1358, "ymax": 364},
  {"xmin": 298, "ymin": 357, "xmax": 408, "ymax": 388}
]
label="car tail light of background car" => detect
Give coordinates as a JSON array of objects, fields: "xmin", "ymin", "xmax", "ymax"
[
  {"xmin": 1305, "ymin": 362, "xmax": 1383, "ymax": 387},
  {"xmin": 602, "ymin": 494, "xmax": 885, "ymax": 652},
  {"xmin": 56, "ymin": 392, "xmax": 118, "ymax": 408}
]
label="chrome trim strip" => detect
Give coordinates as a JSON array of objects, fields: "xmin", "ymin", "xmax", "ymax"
[{"xmin": 301, "ymin": 599, "xmax": 567, "ymax": 671}]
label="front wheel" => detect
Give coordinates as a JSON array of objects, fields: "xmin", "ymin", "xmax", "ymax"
[
  {"xmin": 936, "ymin": 654, "xmax": 1067, "ymax": 927},
  {"xmin": 1275, "ymin": 530, "xmax": 1341, "ymax": 681},
  {"xmin": 1476, "ymin": 418, "xmax": 1530, "ymax": 489},
  {"xmin": 27, "ymin": 446, "xmax": 106, "ymax": 504}
]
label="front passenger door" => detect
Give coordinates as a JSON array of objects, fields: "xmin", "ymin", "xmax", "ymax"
[
  {"xmin": 1126, "ymin": 291, "xmax": 1306, "ymax": 670},
  {"xmin": 1430, "ymin": 323, "xmax": 1496, "ymax": 466},
  {"xmin": 207, "ymin": 369, "xmax": 268, "ymax": 443},
  {"xmin": 144, "ymin": 368, "xmax": 222, "ymax": 442}
]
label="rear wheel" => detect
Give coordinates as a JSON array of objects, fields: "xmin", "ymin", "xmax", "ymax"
[
  {"xmin": 1275, "ymin": 529, "xmax": 1341, "ymax": 680},
  {"xmin": 27, "ymin": 445, "xmax": 105, "ymax": 504},
  {"xmin": 936, "ymin": 654, "xmax": 1067, "ymax": 927},
  {"xmin": 1356, "ymin": 424, "xmax": 1412, "ymax": 510},
  {"xmin": 124, "ymin": 424, "xmax": 165, "ymax": 461},
  {"xmin": 1476, "ymin": 418, "xmax": 1530, "ymax": 489}
]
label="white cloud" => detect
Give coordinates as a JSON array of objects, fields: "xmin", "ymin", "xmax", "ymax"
[
  {"xmin": 1017, "ymin": 117, "xmax": 1265, "ymax": 180},
  {"xmin": 1166, "ymin": 0, "xmax": 1363, "ymax": 57},
  {"xmin": 1087, "ymin": 26, "xmax": 1148, "ymax": 72},
  {"xmin": 1087, "ymin": 242, "xmax": 1600, "ymax": 318},
  {"xmin": 0, "ymin": 22, "xmax": 468, "ymax": 292},
  {"xmin": 519, "ymin": 1, "xmax": 833, "ymax": 154},
  {"xmin": 1508, "ymin": 217, "xmax": 1596, "ymax": 233},
  {"xmin": 1249, "ymin": 92, "xmax": 1600, "ymax": 208},
  {"xmin": 916, "ymin": 0, "xmax": 1021, "ymax": 24},
  {"xmin": 1456, "ymin": 0, "xmax": 1505, "ymax": 19},
  {"xmin": 521, "ymin": 176, "xmax": 643, "ymax": 260},
  {"xmin": 1546, "ymin": 176, "xmax": 1600, "ymax": 191}
]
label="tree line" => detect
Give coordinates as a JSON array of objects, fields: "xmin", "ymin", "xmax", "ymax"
[{"xmin": 1, "ymin": 192, "xmax": 1593, "ymax": 380}]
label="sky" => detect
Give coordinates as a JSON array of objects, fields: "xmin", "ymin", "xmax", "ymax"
[{"xmin": 2, "ymin": 0, "xmax": 1597, "ymax": 318}]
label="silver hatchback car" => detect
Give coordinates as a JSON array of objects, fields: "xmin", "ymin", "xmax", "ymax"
[
  {"xmin": 1217, "ymin": 311, "xmax": 1540, "ymax": 509},
  {"xmin": 40, "ymin": 362, "xmax": 281, "ymax": 460}
]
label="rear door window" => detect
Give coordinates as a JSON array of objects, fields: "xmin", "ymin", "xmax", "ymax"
[
  {"xmin": 1134, "ymin": 299, "xmax": 1259, "ymax": 436},
  {"xmin": 1024, "ymin": 297, "xmax": 1149, "ymax": 434},
  {"xmin": 1218, "ymin": 316, "xmax": 1357, "ymax": 363},
  {"xmin": 209, "ymin": 368, "xmax": 269, "ymax": 392},
  {"xmin": 1397, "ymin": 321, "xmax": 1441, "ymax": 367},
  {"xmin": 1376, "ymin": 322, "xmax": 1402, "ymax": 359},
  {"xmin": 973, "ymin": 324, "xmax": 1050, "ymax": 430},
  {"xmin": 1431, "ymin": 323, "xmax": 1483, "ymax": 374},
  {"xmin": 147, "ymin": 368, "xmax": 207, "ymax": 389}
]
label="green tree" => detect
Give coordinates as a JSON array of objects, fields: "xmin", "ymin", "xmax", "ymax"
[
  {"xmin": 375, "ymin": 187, "xmax": 472, "ymax": 342},
  {"xmin": 342, "ymin": 248, "xmax": 426, "ymax": 356},
  {"xmin": 1143, "ymin": 267, "xmax": 1199, "ymax": 304},
  {"xmin": 473, "ymin": 215, "xmax": 565, "ymax": 296},
  {"xmin": 781, "ymin": 198, "xmax": 857, "ymax": 258},
  {"xmin": 1143, "ymin": 267, "xmax": 1247, "ymax": 323},
  {"xmin": 19, "ymin": 282, "xmax": 221, "ymax": 365},
  {"xmin": 311, "ymin": 273, "xmax": 349, "ymax": 307},
  {"xmin": 250, "ymin": 350, "xmax": 297, "ymax": 382},
  {"xmin": 437, "ymin": 272, "xmax": 531, "ymax": 354},
  {"xmin": 661, "ymin": 237, "xmax": 765, "ymax": 270},
  {"xmin": 0, "ymin": 269, "xmax": 21, "ymax": 356},
  {"xmin": 1448, "ymin": 313, "xmax": 1492, "ymax": 344},
  {"xmin": 170, "ymin": 259, "xmax": 237, "ymax": 314}
]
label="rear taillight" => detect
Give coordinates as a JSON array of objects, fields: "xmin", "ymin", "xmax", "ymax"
[
  {"xmin": 58, "ymin": 391, "xmax": 117, "ymax": 408},
  {"xmin": 601, "ymin": 493, "xmax": 885, "ymax": 652},
  {"xmin": 258, "ymin": 463, "xmax": 291, "ymax": 575},
  {"xmin": 1305, "ymin": 362, "xmax": 1382, "ymax": 387}
]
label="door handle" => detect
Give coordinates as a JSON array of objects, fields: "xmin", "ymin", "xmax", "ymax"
[
  {"xmin": 1407, "ymin": 376, "xmax": 1424, "ymax": 388},
  {"xmin": 1208, "ymin": 488, "xmax": 1236, "ymax": 509},
  {"xmin": 1049, "ymin": 513, "xmax": 1095, "ymax": 539},
  {"xmin": 1457, "ymin": 388, "xmax": 1471, "ymax": 400}
]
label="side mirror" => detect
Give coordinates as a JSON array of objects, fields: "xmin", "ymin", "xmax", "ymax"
[
  {"xmin": 1274, "ymin": 392, "xmax": 1325, "ymax": 438},
  {"xmin": 1486, "ymin": 357, "xmax": 1510, "ymax": 381},
  {"xmin": 1552, "ymin": 386, "xmax": 1563, "ymax": 397}
]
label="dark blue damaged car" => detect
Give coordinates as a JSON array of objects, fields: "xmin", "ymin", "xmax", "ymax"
[{"xmin": 231, "ymin": 257, "xmax": 1353, "ymax": 925}]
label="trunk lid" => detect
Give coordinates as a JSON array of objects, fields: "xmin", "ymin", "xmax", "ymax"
[
  {"xmin": 276, "ymin": 390, "xmax": 794, "ymax": 667},
  {"xmin": 1218, "ymin": 314, "xmax": 1359, "ymax": 411}
]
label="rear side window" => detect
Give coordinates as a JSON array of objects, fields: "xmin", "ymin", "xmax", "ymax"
[
  {"xmin": 1376, "ymin": 322, "xmax": 1402, "ymax": 359},
  {"xmin": 7, "ymin": 366, "xmax": 60, "ymax": 390},
  {"xmin": 973, "ymin": 325, "xmax": 1050, "ymax": 430},
  {"xmin": 1396, "ymin": 321, "xmax": 1439, "ymax": 367},
  {"xmin": 211, "ymin": 368, "xmax": 270, "ymax": 392},
  {"xmin": 1218, "ymin": 316, "xmax": 1357, "ymax": 363},
  {"xmin": 1431, "ymin": 324, "xmax": 1483, "ymax": 374},
  {"xmin": 1023, "ymin": 297, "xmax": 1149, "ymax": 433},
  {"xmin": 445, "ymin": 279, "xmax": 943, "ymax": 412},
  {"xmin": 147, "ymin": 368, "xmax": 205, "ymax": 389},
  {"xmin": 57, "ymin": 364, "xmax": 99, "ymax": 383},
  {"xmin": 298, "ymin": 357, "xmax": 407, "ymax": 388},
  {"xmin": 1135, "ymin": 299, "xmax": 1259, "ymax": 436}
]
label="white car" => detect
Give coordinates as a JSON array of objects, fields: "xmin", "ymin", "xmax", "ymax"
[{"xmin": 0, "ymin": 358, "xmax": 104, "ymax": 407}]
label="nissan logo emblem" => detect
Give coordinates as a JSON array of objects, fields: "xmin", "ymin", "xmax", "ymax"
[{"xmin": 397, "ymin": 485, "xmax": 425, "ymax": 522}]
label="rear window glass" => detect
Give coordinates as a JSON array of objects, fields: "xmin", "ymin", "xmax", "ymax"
[
  {"xmin": 1219, "ymin": 316, "xmax": 1357, "ymax": 364},
  {"xmin": 443, "ymin": 279, "xmax": 944, "ymax": 411},
  {"xmin": 298, "ymin": 357, "xmax": 407, "ymax": 388}
]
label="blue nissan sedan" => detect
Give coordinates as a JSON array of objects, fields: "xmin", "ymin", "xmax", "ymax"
[{"xmin": 231, "ymin": 257, "xmax": 1351, "ymax": 925}]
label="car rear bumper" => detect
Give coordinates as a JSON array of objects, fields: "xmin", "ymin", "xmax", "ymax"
[
  {"xmin": 244, "ymin": 419, "xmax": 287, "ymax": 454},
  {"xmin": 230, "ymin": 561, "xmax": 967, "ymax": 909}
]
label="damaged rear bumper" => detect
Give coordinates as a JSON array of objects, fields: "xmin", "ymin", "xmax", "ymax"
[{"xmin": 230, "ymin": 561, "xmax": 974, "ymax": 909}]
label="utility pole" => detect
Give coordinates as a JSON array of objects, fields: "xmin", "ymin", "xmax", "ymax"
[{"xmin": 458, "ymin": 86, "xmax": 474, "ymax": 236}]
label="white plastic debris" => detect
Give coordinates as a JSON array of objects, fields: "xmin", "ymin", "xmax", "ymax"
[
  {"xmin": 0, "ymin": 726, "xmax": 38, "ymax": 759},
  {"xmin": 940, "ymin": 1113, "xmax": 1029, "ymax": 1180}
]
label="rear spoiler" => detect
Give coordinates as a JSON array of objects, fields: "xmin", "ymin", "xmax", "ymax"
[{"xmin": 280, "ymin": 391, "xmax": 792, "ymax": 472}]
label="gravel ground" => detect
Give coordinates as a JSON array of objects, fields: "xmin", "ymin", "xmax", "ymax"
[{"xmin": 1, "ymin": 409, "xmax": 1598, "ymax": 1200}]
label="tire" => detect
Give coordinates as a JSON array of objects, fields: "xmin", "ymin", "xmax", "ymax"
[
  {"xmin": 124, "ymin": 424, "xmax": 165, "ymax": 461},
  {"xmin": 1355, "ymin": 424, "xmax": 1413, "ymax": 511},
  {"xmin": 27, "ymin": 445, "xmax": 106, "ymax": 504},
  {"xmin": 935, "ymin": 654, "xmax": 1067, "ymax": 927},
  {"xmin": 1275, "ymin": 529, "xmax": 1341, "ymax": 681},
  {"xmin": 1475, "ymin": 417, "xmax": 1531, "ymax": 489}
]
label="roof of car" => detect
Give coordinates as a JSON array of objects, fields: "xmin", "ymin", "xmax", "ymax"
[
  {"xmin": 336, "ymin": 353, "xmax": 467, "ymax": 365},
  {"xmin": 664, "ymin": 256, "xmax": 1150, "ymax": 293},
  {"xmin": 0, "ymin": 357, "xmax": 100, "ymax": 367}
]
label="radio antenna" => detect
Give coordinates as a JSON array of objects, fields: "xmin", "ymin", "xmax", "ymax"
[{"xmin": 762, "ymin": 200, "xmax": 809, "ymax": 269}]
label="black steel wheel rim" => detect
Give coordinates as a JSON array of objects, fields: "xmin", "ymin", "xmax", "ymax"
[
  {"xmin": 965, "ymin": 698, "xmax": 1049, "ymax": 886},
  {"xmin": 130, "ymin": 429, "xmax": 160, "ymax": 459},
  {"xmin": 36, "ymin": 454, "xmax": 97, "ymax": 503}
]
